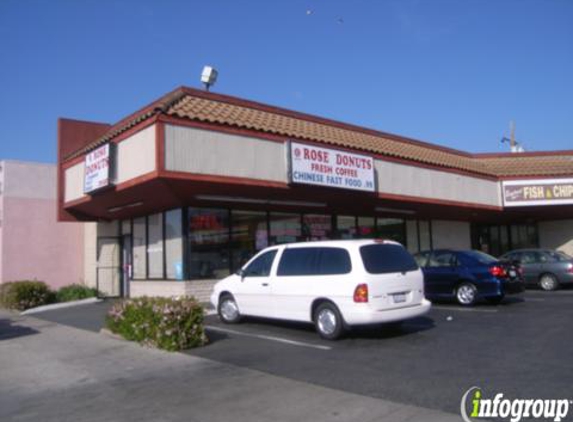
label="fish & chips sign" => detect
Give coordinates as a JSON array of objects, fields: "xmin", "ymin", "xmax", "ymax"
[{"xmin": 502, "ymin": 179, "xmax": 573, "ymax": 207}]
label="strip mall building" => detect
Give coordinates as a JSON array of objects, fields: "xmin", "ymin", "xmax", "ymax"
[{"xmin": 57, "ymin": 87, "xmax": 573, "ymax": 299}]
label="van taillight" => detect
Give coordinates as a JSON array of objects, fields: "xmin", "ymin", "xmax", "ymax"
[
  {"xmin": 354, "ymin": 284, "xmax": 369, "ymax": 303},
  {"xmin": 490, "ymin": 266, "xmax": 506, "ymax": 278},
  {"xmin": 567, "ymin": 264, "xmax": 573, "ymax": 274}
]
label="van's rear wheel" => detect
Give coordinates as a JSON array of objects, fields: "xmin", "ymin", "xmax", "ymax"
[{"xmin": 314, "ymin": 302, "xmax": 344, "ymax": 340}]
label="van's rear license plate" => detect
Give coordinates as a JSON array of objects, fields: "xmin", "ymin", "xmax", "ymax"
[{"xmin": 393, "ymin": 293, "xmax": 407, "ymax": 303}]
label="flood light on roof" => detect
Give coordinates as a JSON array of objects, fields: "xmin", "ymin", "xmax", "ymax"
[{"xmin": 201, "ymin": 66, "xmax": 218, "ymax": 91}]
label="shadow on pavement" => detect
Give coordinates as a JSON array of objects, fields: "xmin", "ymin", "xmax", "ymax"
[
  {"xmin": 204, "ymin": 314, "xmax": 435, "ymax": 343},
  {"xmin": 346, "ymin": 316, "xmax": 435, "ymax": 340},
  {"xmin": 0, "ymin": 318, "xmax": 39, "ymax": 341}
]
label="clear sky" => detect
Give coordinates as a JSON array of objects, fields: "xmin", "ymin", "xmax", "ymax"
[{"xmin": 0, "ymin": 0, "xmax": 571, "ymax": 163}]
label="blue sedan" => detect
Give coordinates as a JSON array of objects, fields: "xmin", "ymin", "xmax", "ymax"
[{"xmin": 413, "ymin": 249, "xmax": 525, "ymax": 306}]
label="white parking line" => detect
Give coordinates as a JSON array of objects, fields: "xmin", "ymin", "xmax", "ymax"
[
  {"xmin": 432, "ymin": 305, "xmax": 498, "ymax": 313},
  {"xmin": 206, "ymin": 325, "xmax": 332, "ymax": 351},
  {"xmin": 527, "ymin": 291, "xmax": 573, "ymax": 296}
]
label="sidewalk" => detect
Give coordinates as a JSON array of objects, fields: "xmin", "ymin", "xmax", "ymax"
[{"xmin": 0, "ymin": 309, "xmax": 461, "ymax": 422}]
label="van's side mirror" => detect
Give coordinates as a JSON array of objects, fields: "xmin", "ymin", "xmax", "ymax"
[{"xmin": 236, "ymin": 268, "xmax": 245, "ymax": 280}]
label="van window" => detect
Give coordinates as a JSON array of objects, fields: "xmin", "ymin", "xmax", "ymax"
[
  {"xmin": 277, "ymin": 247, "xmax": 351, "ymax": 276},
  {"xmin": 360, "ymin": 244, "xmax": 418, "ymax": 274},
  {"xmin": 318, "ymin": 248, "xmax": 352, "ymax": 275},
  {"xmin": 243, "ymin": 250, "xmax": 277, "ymax": 277}
]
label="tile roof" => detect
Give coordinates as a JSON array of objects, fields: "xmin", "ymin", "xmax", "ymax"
[
  {"xmin": 479, "ymin": 155, "xmax": 573, "ymax": 177},
  {"xmin": 65, "ymin": 87, "xmax": 573, "ymax": 179}
]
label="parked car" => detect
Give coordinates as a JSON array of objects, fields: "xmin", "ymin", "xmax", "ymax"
[
  {"xmin": 500, "ymin": 249, "xmax": 573, "ymax": 291},
  {"xmin": 211, "ymin": 239, "xmax": 431, "ymax": 340},
  {"xmin": 413, "ymin": 249, "xmax": 524, "ymax": 306}
]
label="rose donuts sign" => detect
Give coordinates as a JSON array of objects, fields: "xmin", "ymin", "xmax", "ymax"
[{"xmin": 288, "ymin": 142, "xmax": 375, "ymax": 192}]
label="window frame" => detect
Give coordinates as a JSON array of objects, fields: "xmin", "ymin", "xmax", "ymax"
[{"xmin": 242, "ymin": 249, "xmax": 278, "ymax": 278}]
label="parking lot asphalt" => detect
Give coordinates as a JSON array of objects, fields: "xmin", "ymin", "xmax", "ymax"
[
  {"xmin": 34, "ymin": 290, "xmax": 573, "ymax": 416},
  {"xmin": 2, "ymin": 309, "xmax": 461, "ymax": 422}
]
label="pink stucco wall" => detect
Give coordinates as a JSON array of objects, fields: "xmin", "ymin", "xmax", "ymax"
[
  {"xmin": 0, "ymin": 161, "xmax": 84, "ymax": 289},
  {"xmin": 1, "ymin": 197, "xmax": 84, "ymax": 289}
]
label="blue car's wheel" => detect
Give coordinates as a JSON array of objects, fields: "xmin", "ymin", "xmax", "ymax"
[{"xmin": 456, "ymin": 283, "xmax": 478, "ymax": 306}]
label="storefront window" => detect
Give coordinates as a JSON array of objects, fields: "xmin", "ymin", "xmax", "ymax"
[
  {"xmin": 510, "ymin": 224, "xmax": 538, "ymax": 250},
  {"xmin": 147, "ymin": 213, "xmax": 164, "ymax": 278},
  {"xmin": 132, "ymin": 217, "xmax": 146, "ymax": 279},
  {"xmin": 302, "ymin": 214, "xmax": 332, "ymax": 241},
  {"xmin": 471, "ymin": 223, "xmax": 538, "ymax": 257},
  {"xmin": 121, "ymin": 219, "xmax": 131, "ymax": 235},
  {"xmin": 357, "ymin": 216, "xmax": 376, "ymax": 238},
  {"xmin": 377, "ymin": 218, "xmax": 406, "ymax": 245},
  {"xmin": 231, "ymin": 210, "xmax": 268, "ymax": 271},
  {"xmin": 336, "ymin": 216, "xmax": 356, "ymax": 239},
  {"xmin": 270, "ymin": 212, "xmax": 301, "ymax": 245},
  {"xmin": 165, "ymin": 209, "xmax": 183, "ymax": 280},
  {"xmin": 418, "ymin": 220, "xmax": 432, "ymax": 251},
  {"xmin": 188, "ymin": 208, "xmax": 230, "ymax": 279}
]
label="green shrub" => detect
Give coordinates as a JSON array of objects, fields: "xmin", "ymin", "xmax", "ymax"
[
  {"xmin": 0, "ymin": 281, "xmax": 55, "ymax": 311},
  {"xmin": 56, "ymin": 284, "xmax": 99, "ymax": 302},
  {"xmin": 106, "ymin": 296, "xmax": 208, "ymax": 351}
]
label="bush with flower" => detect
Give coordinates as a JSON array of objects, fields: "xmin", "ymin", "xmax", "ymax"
[
  {"xmin": 105, "ymin": 296, "xmax": 207, "ymax": 351},
  {"xmin": 0, "ymin": 281, "xmax": 55, "ymax": 311}
]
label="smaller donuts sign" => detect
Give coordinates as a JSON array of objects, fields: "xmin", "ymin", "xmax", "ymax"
[{"xmin": 84, "ymin": 144, "xmax": 113, "ymax": 194}]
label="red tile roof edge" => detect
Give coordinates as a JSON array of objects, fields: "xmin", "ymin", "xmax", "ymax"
[{"xmin": 60, "ymin": 86, "xmax": 573, "ymax": 176}]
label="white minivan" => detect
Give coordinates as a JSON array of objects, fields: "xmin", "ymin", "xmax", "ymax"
[{"xmin": 210, "ymin": 239, "xmax": 431, "ymax": 340}]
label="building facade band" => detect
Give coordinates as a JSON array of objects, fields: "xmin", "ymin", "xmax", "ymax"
[{"xmin": 57, "ymin": 87, "xmax": 573, "ymax": 301}]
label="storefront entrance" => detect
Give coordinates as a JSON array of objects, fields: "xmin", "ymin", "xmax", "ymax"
[{"xmin": 96, "ymin": 236, "xmax": 122, "ymax": 297}]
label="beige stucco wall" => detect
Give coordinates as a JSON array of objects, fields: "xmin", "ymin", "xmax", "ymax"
[
  {"xmin": 165, "ymin": 125, "xmax": 287, "ymax": 182},
  {"xmin": 375, "ymin": 160, "xmax": 501, "ymax": 208},
  {"xmin": 539, "ymin": 220, "xmax": 573, "ymax": 256},
  {"xmin": 116, "ymin": 124, "xmax": 156, "ymax": 184},
  {"xmin": 130, "ymin": 279, "xmax": 217, "ymax": 303},
  {"xmin": 64, "ymin": 125, "xmax": 156, "ymax": 204},
  {"xmin": 64, "ymin": 162, "xmax": 85, "ymax": 203},
  {"xmin": 431, "ymin": 220, "xmax": 471, "ymax": 250},
  {"xmin": 165, "ymin": 125, "xmax": 501, "ymax": 208}
]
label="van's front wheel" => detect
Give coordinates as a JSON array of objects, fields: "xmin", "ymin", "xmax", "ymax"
[
  {"xmin": 218, "ymin": 294, "xmax": 242, "ymax": 324},
  {"xmin": 314, "ymin": 302, "xmax": 344, "ymax": 340}
]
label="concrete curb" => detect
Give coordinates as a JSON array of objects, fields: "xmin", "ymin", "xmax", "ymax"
[
  {"xmin": 99, "ymin": 328, "xmax": 127, "ymax": 342},
  {"xmin": 21, "ymin": 297, "xmax": 103, "ymax": 315}
]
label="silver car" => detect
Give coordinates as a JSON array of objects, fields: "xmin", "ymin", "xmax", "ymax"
[{"xmin": 501, "ymin": 249, "xmax": 573, "ymax": 291}]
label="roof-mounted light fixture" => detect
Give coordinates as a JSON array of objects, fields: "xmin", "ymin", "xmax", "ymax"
[{"xmin": 200, "ymin": 66, "xmax": 218, "ymax": 92}]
